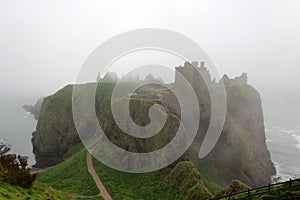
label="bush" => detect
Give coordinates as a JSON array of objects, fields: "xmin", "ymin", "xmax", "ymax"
[
  {"xmin": 0, "ymin": 143, "xmax": 36, "ymax": 188},
  {"xmin": 216, "ymin": 179, "xmax": 251, "ymax": 197}
]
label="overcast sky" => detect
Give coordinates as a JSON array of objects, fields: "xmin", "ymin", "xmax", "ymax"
[{"xmin": 0, "ymin": 0, "xmax": 299, "ymax": 125}]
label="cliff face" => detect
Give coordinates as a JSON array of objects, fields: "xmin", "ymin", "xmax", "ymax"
[
  {"xmin": 159, "ymin": 83, "xmax": 275, "ymax": 187},
  {"xmin": 32, "ymin": 82, "xmax": 275, "ymax": 187},
  {"xmin": 32, "ymin": 83, "xmax": 183, "ymax": 168},
  {"xmin": 189, "ymin": 85, "xmax": 276, "ymax": 187},
  {"xmin": 32, "ymin": 85, "xmax": 80, "ymax": 167},
  {"xmin": 219, "ymin": 85, "xmax": 275, "ymax": 187}
]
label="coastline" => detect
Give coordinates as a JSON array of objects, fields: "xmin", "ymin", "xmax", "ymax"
[{"xmin": 266, "ymin": 123, "xmax": 300, "ymax": 183}]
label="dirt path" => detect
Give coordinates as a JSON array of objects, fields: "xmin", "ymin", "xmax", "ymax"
[
  {"xmin": 86, "ymin": 149, "xmax": 113, "ymax": 200},
  {"xmin": 32, "ymin": 149, "xmax": 112, "ymax": 199}
]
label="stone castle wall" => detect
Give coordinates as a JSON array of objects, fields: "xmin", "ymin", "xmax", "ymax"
[{"xmin": 175, "ymin": 61, "xmax": 247, "ymax": 90}]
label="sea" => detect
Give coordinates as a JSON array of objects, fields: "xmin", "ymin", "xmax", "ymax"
[
  {"xmin": 0, "ymin": 98, "xmax": 299, "ymax": 181},
  {"xmin": 0, "ymin": 98, "xmax": 36, "ymax": 166},
  {"xmin": 265, "ymin": 123, "xmax": 300, "ymax": 182}
]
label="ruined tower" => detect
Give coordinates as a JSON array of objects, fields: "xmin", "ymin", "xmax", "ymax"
[{"xmin": 175, "ymin": 61, "xmax": 212, "ymax": 92}]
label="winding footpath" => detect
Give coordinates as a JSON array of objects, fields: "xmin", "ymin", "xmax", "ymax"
[
  {"xmin": 32, "ymin": 149, "xmax": 113, "ymax": 199},
  {"xmin": 86, "ymin": 149, "xmax": 113, "ymax": 200}
]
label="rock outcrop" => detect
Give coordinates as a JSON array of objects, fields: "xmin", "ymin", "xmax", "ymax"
[
  {"xmin": 160, "ymin": 83, "xmax": 276, "ymax": 187},
  {"xmin": 31, "ymin": 64, "xmax": 275, "ymax": 187},
  {"xmin": 185, "ymin": 85, "xmax": 276, "ymax": 188},
  {"xmin": 32, "ymin": 83, "xmax": 184, "ymax": 168},
  {"xmin": 32, "ymin": 85, "xmax": 80, "ymax": 167},
  {"xmin": 23, "ymin": 98, "xmax": 44, "ymax": 120}
]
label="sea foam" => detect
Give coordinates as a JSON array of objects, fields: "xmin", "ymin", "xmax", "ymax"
[{"xmin": 292, "ymin": 133, "xmax": 300, "ymax": 149}]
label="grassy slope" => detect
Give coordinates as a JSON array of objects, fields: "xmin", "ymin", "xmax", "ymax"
[
  {"xmin": 37, "ymin": 147, "xmax": 99, "ymax": 197},
  {"xmin": 0, "ymin": 178, "xmax": 71, "ymax": 200},
  {"xmin": 92, "ymin": 158, "xmax": 175, "ymax": 200},
  {"xmin": 38, "ymin": 144, "xmax": 211, "ymax": 200},
  {"xmin": 189, "ymin": 151, "xmax": 222, "ymax": 194},
  {"xmin": 92, "ymin": 158, "xmax": 212, "ymax": 200}
]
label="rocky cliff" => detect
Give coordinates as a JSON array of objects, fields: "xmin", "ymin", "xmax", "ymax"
[
  {"xmin": 189, "ymin": 85, "xmax": 276, "ymax": 188},
  {"xmin": 32, "ymin": 83, "xmax": 183, "ymax": 168},
  {"xmin": 23, "ymin": 98, "xmax": 44, "ymax": 120},
  {"xmin": 31, "ymin": 81, "xmax": 275, "ymax": 187},
  {"xmin": 32, "ymin": 85, "xmax": 80, "ymax": 167}
]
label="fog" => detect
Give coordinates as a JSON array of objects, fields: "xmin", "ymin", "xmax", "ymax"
[{"xmin": 0, "ymin": 0, "xmax": 299, "ymax": 125}]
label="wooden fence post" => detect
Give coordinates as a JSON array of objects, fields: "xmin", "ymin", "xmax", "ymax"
[{"xmin": 268, "ymin": 183, "xmax": 271, "ymax": 193}]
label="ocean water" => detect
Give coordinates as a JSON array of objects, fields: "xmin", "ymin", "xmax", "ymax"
[
  {"xmin": 265, "ymin": 123, "xmax": 300, "ymax": 183},
  {"xmin": 0, "ymin": 98, "xmax": 37, "ymax": 166}
]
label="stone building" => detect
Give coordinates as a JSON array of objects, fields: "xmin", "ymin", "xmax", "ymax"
[
  {"xmin": 221, "ymin": 73, "xmax": 248, "ymax": 86},
  {"xmin": 175, "ymin": 61, "xmax": 248, "ymax": 91},
  {"xmin": 175, "ymin": 61, "xmax": 211, "ymax": 92}
]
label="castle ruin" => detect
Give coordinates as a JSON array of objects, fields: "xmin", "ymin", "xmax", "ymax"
[
  {"xmin": 175, "ymin": 61, "xmax": 248, "ymax": 91},
  {"xmin": 221, "ymin": 73, "xmax": 248, "ymax": 86},
  {"xmin": 175, "ymin": 61, "xmax": 211, "ymax": 92}
]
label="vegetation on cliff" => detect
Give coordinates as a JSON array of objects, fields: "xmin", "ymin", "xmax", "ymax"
[
  {"xmin": 37, "ymin": 145, "xmax": 99, "ymax": 196},
  {"xmin": 37, "ymin": 143, "xmax": 211, "ymax": 200},
  {"xmin": 32, "ymin": 80, "xmax": 276, "ymax": 197},
  {"xmin": 0, "ymin": 142, "xmax": 36, "ymax": 188},
  {"xmin": 0, "ymin": 179, "xmax": 72, "ymax": 200},
  {"xmin": 216, "ymin": 179, "xmax": 251, "ymax": 197}
]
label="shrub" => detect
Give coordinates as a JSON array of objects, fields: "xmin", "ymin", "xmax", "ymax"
[
  {"xmin": 216, "ymin": 179, "xmax": 251, "ymax": 197},
  {"xmin": 0, "ymin": 143, "xmax": 36, "ymax": 188}
]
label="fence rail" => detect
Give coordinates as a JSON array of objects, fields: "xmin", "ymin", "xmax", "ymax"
[{"xmin": 210, "ymin": 178, "xmax": 300, "ymax": 200}]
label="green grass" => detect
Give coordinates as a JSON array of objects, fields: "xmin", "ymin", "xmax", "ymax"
[
  {"xmin": 37, "ymin": 143, "xmax": 212, "ymax": 200},
  {"xmin": 37, "ymin": 148, "xmax": 99, "ymax": 197},
  {"xmin": 189, "ymin": 151, "xmax": 224, "ymax": 194},
  {"xmin": 92, "ymin": 158, "xmax": 212, "ymax": 200},
  {"xmin": 36, "ymin": 143, "xmax": 180, "ymax": 199},
  {"xmin": 92, "ymin": 158, "xmax": 176, "ymax": 200},
  {"xmin": 63, "ymin": 143, "xmax": 85, "ymax": 158},
  {"xmin": 0, "ymin": 142, "xmax": 101, "ymax": 199},
  {"xmin": 0, "ymin": 178, "xmax": 71, "ymax": 200}
]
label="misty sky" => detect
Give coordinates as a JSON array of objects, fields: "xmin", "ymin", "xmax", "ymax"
[{"xmin": 0, "ymin": 0, "xmax": 299, "ymax": 125}]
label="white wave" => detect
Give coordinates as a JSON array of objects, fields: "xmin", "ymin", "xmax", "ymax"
[
  {"xmin": 21, "ymin": 111, "xmax": 32, "ymax": 118},
  {"xmin": 277, "ymin": 128, "xmax": 295, "ymax": 134},
  {"xmin": 267, "ymin": 124, "xmax": 300, "ymax": 184},
  {"xmin": 265, "ymin": 128, "xmax": 273, "ymax": 132},
  {"xmin": 265, "ymin": 132, "xmax": 271, "ymax": 144},
  {"xmin": 271, "ymin": 160, "xmax": 299, "ymax": 183},
  {"xmin": 292, "ymin": 134, "xmax": 300, "ymax": 149},
  {"xmin": 264, "ymin": 125, "xmax": 295, "ymax": 134},
  {"xmin": 272, "ymin": 174, "xmax": 294, "ymax": 183}
]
